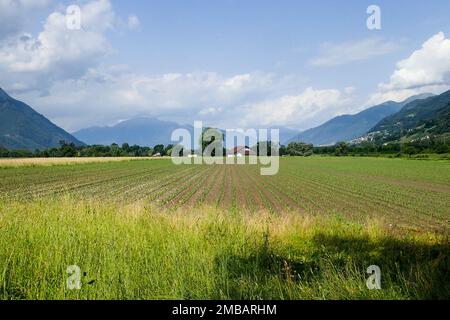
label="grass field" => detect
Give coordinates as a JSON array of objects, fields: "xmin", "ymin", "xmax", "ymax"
[
  {"xmin": 0, "ymin": 157, "xmax": 449, "ymax": 299},
  {"xmin": 0, "ymin": 156, "xmax": 157, "ymax": 168}
]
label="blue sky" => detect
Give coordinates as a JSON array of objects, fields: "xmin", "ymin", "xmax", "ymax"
[
  {"xmin": 111, "ymin": 0, "xmax": 450, "ymax": 97},
  {"xmin": 1, "ymin": 0, "xmax": 450, "ymax": 132}
]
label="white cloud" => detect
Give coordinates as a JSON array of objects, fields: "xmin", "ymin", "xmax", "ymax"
[
  {"xmin": 310, "ymin": 37, "xmax": 398, "ymax": 67},
  {"xmin": 368, "ymin": 32, "xmax": 450, "ymax": 105},
  {"xmin": 0, "ymin": 0, "xmax": 113, "ymax": 75},
  {"xmin": 13, "ymin": 67, "xmax": 352, "ymax": 132},
  {"xmin": 0, "ymin": 0, "xmax": 51, "ymax": 40},
  {"xmin": 127, "ymin": 15, "xmax": 140, "ymax": 30},
  {"xmin": 367, "ymin": 84, "xmax": 450, "ymax": 106},
  {"xmin": 0, "ymin": 0, "xmax": 142, "ymax": 92},
  {"xmin": 381, "ymin": 32, "xmax": 450, "ymax": 90},
  {"xmin": 0, "ymin": 0, "xmax": 355, "ymax": 132},
  {"xmin": 239, "ymin": 87, "xmax": 354, "ymax": 129},
  {"xmin": 13, "ymin": 70, "xmax": 270, "ymax": 130}
]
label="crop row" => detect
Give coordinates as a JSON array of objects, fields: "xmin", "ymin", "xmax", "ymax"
[{"xmin": 0, "ymin": 158, "xmax": 448, "ymax": 232}]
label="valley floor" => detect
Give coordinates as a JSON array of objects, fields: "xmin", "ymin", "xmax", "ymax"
[{"xmin": 0, "ymin": 157, "xmax": 448, "ymax": 299}]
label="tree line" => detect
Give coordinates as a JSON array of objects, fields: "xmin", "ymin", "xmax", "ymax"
[
  {"xmin": 0, "ymin": 141, "xmax": 175, "ymax": 158},
  {"xmin": 314, "ymin": 138, "xmax": 450, "ymax": 157},
  {"xmin": 3, "ymin": 137, "xmax": 447, "ymax": 159},
  {"xmin": 0, "ymin": 140, "xmax": 315, "ymax": 158}
]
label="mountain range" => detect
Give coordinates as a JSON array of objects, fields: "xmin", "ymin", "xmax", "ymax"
[
  {"xmin": 288, "ymin": 93, "xmax": 434, "ymax": 146},
  {"xmin": 367, "ymin": 90, "xmax": 450, "ymax": 142},
  {"xmin": 0, "ymin": 88, "xmax": 84, "ymax": 151},
  {"xmin": 1, "ymin": 86, "xmax": 449, "ymax": 151},
  {"xmin": 0, "ymin": 87, "xmax": 299, "ymax": 150},
  {"xmin": 74, "ymin": 119, "xmax": 300, "ymax": 147},
  {"xmin": 73, "ymin": 118, "xmax": 194, "ymax": 147}
]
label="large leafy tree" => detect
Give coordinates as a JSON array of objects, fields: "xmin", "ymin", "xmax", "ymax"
[
  {"xmin": 286, "ymin": 142, "xmax": 313, "ymax": 156},
  {"xmin": 200, "ymin": 128, "xmax": 224, "ymax": 157},
  {"xmin": 334, "ymin": 142, "xmax": 348, "ymax": 156},
  {"xmin": 153, "ymin": 144, "xmax": 165, "ymax": 155}
]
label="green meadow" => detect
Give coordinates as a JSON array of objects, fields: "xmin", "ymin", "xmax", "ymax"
[{"xmin": 0, "ymin": 157, "xmax": 449, "ymax": 299}]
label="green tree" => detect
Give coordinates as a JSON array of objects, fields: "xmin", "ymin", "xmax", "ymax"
[
  {"xmin": 279, "ymin": 145, "xmax": 287, "ymax": 156},
  {"xmin": 252, "ymin": 141, "xmax": 281, "ymax": 156},
  {"xmin": 163, "ymin": 144, "xmax": 174, "ymax": 156},
  {"xmin": 110, "ymin": 143, "xmax": 122, "ymax": 156},
  {"xmin": 153, "ymin": 144, "xmax": 165, "ymax": 155},
  {"xmin": 334, "ymin": 142, "xmax": 348, "ymax": 156},
  {"xmin": 403, "ymin": 145, "xmax": 418, "ymax": 155},
  {"xmin": 121, "ymin": 143, "xmax": 130, "ymax": 153},
  {"xmin": 286, "ymin": 142, "xmax": 313, "ymax": 156},
  {"xmin": 59, "ymin": 141, "xmax": 77, "ymax": 157},
  {"xmin": 200, "ymin": 128, "xmax": 223, "ymax": 157}
]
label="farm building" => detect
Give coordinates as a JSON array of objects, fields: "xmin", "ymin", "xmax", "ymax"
[{"xmin": 228, "ymin": 146, "xmax": 256, "ymax": 157}]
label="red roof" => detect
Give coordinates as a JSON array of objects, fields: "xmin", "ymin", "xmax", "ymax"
[{"xmin": 232, "ymin": 146, "xmax": 255, "ymax": 155}]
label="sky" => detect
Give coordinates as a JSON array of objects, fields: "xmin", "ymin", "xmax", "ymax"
[{"xmin": 1, "ymin": 0, "xmax": 450, "ymax": 132}]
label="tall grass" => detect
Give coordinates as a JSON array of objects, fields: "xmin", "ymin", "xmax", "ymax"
[
  {"xmin": 0, "ymin": 197, "xmax": 448, "ymax": 300},
  {"xmin": 0, "ymin": 157, "xmax": 157, "ymax": 168}
]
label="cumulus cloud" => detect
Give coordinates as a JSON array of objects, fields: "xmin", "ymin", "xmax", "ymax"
[
  {"xmin": 0, "ymin": 0, "xmax": 113, "ymax": 75},
  {"xmin": 239, "ymin": 87, "xmax": 353, "ymax": 129},
  {"xmin": 310, "ymin": 37, "xmax": 399, "ymax": 67},
  {"xmin": 0, "ymin": 0, "xmax": 142, "ymax": 91},
  {"xmin": 0, "ymin": 0, "xmax": 354, "ymax": 132},
  {"xmin": 381, "ymin": 32, "xmax": 450, "ymax": 90},
  {"xmin": 0, "ymin": 0, "xmax": 51, "ymax": 40},
  {"xmin": 13, "ymin": 70, "xmax": 272, "ymax": 131},
  {"xmin": 368, "ymin": 32, "xmax": 450, "ymax": 105},
  {"xmin": 14, "ymin": 67, "xmax": 352, "ymax": 132}
]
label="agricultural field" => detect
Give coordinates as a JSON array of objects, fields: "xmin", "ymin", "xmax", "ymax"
[
  {"xmin": 0, "ymin": 157, "xmax": 449, "ymax": 299},
  {"xmin": 1, "ymin": 157, "xmax": 449, "ymax": 232},
  {"xmin": 0, "ymin": 156, "xmax": 155, "ymax": 168}
]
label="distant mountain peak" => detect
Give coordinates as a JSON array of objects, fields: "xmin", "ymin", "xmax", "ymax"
[
  {"xmin": 367, "ymin": 90, "xmax": 450, "ymax": 142},
  {"xmin": 73, "ymin": 117, "xmax": 192, "ymax": 147},
  {"xmin": 0, "ymin": 88, "xmax": 84, "ymax": 150},
  {"xmin": 288, "ymin": 93, "xmax": 433, "ymax": 146},
  {"xmin": 74, "ymin": 117, "xmax": 300, "ymax": 147},
  {"xmin": 115, "ymin": 117, "xmax": 172, "ymax": 127},
  {"xmin": 0, "ymin": 87, "xmax": 11, "ymax": 101},
  {"xmin": 401, "ymin": 93, "xmax": 435, "ymax": 105}
]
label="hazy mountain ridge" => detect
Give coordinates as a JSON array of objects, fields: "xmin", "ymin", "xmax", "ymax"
[
  {"xmin": 73, "ymin": 118, "xmax": 194, "ymax": 147},
  {"xmin": 74, "ymin": 118, "xmax": 300, "ymax": 148},
  {"xmin": 2, "ymin": 84, "xmax": 446, "ymax": 152},
  {"xmin": 287, "ymin": 93, "xmax": 434, "ymax": 146},
  {"xmin": 367, "ymin": 90, "xmax": 450, "ymax": 142},
  {"xmin": 0, "ymin": 88, "xmax": 84, "ymax": 151}
]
